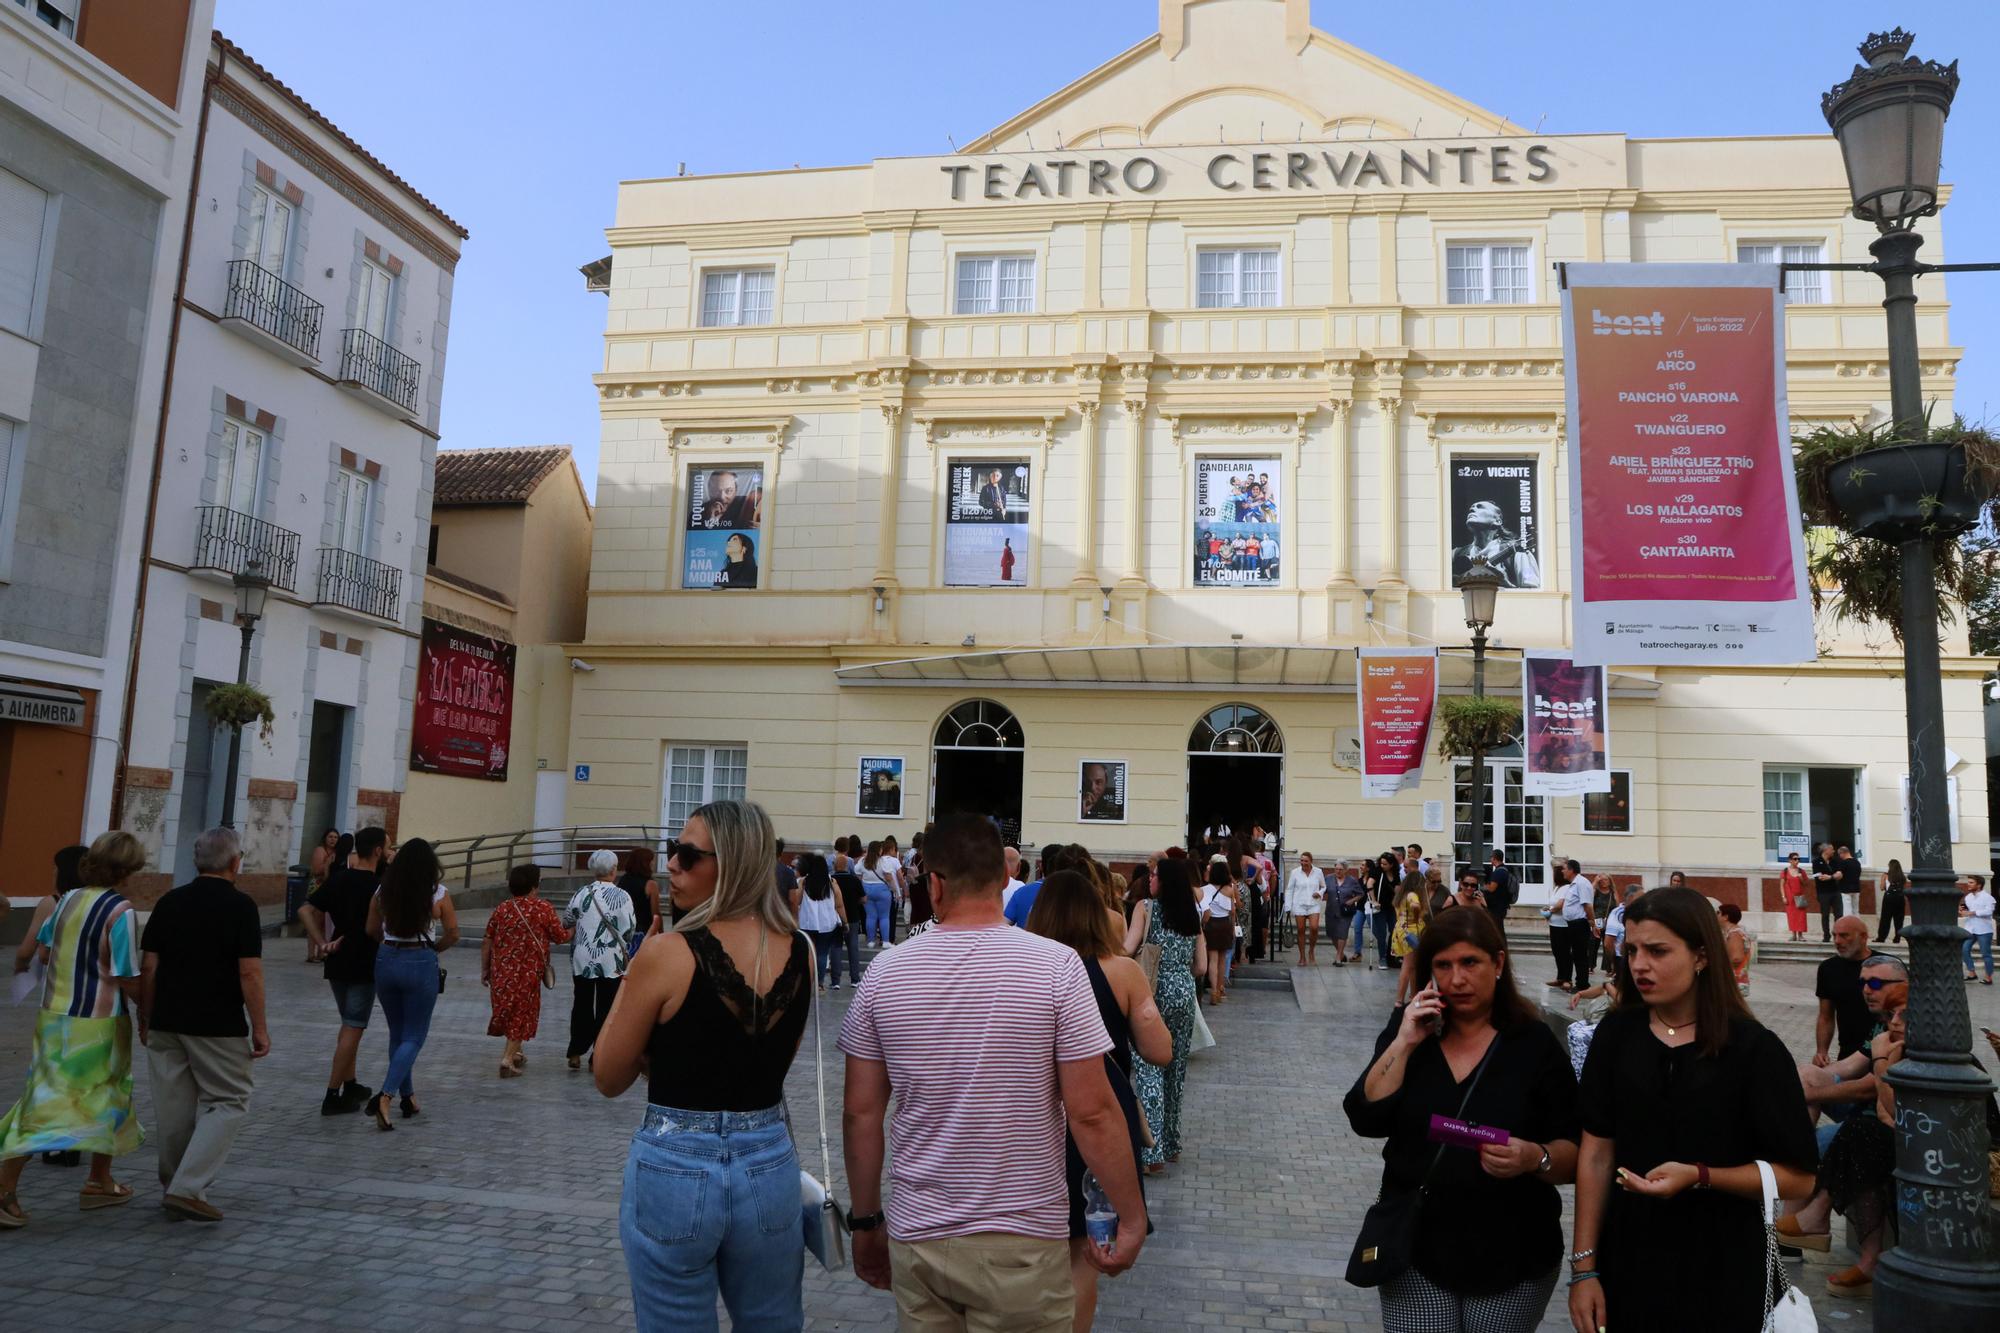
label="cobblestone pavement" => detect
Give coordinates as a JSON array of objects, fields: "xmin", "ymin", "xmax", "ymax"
[{"xmin": 0, "ymin": 940, "xmax": 1993, "ymax": 1331}]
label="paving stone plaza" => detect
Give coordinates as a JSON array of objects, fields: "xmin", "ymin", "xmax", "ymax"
[{"xmin": 3, "ymin": 936, "xmax": 1991, "ymax": 1331}]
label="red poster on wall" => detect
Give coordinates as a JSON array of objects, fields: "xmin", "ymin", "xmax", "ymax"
[
  {"xmin": 410, "ymin": 618, "xmax": 514, "ymax": 781},
  {"xmin": 1357, "ymin": 648, "xmax": 1438, "ymax": 799},
  {"xmin": 1561, "ymin": 263, "xmax": 1813, "ymax": 666}
]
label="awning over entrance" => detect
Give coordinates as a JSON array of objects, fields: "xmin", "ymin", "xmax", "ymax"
[{"xmin": 834, "ymin": 644, "xmax": 1660, "ymax": 697}]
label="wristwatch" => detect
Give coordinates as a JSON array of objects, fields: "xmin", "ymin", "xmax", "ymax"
[
  {"xmin": 847, "ymin": 1208, "xmax": 885, "ymax": 1232},
  {"xmin": 1535, "ymin": 1144, "xmax": 1553, "ymax": 1175}
]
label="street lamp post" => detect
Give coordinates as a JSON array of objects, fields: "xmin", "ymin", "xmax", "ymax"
[
  {"xmin": 217, "ymin": 554, "xmax": 270, "ymax": 829},
  {"xmin": 1821, "ymin": 30, "xmax": 2000, "ymax": 1326},
  {"xmin": 1460, "ymin": 559, "xmax": 1502, "ymax": 878}
]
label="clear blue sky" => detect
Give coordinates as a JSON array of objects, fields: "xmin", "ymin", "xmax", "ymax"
[{"xmin": 216, "ymin": 0, "xmax": 2000, "ymax": 496}]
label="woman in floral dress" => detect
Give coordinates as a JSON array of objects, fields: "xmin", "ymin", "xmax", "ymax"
[
  {"xmin": 481, "ymin": 865, "xmax": 569, "ymax": 1077},
  {"xmin": 1128, "ymin": 859, "xmax": 1206, "ymax": 1174}
]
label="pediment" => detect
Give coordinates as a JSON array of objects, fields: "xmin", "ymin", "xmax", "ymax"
[{"xmin": 964, "ymin": 0, "xmax": 1515, "ymax": 153}]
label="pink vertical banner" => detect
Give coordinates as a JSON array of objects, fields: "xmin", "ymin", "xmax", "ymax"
[
  {"xmin": 1357, "ymin": 648, "xmax": 1438, "ymax": 799},
  {"xmin": 1521, "ymin": 651, "xmax": 1611, "ymax": 797}
]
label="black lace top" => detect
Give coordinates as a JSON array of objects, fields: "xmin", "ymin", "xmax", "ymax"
[{"xmin": 648, "ymin": 927, "xmax": 812, "ymax": 1112}]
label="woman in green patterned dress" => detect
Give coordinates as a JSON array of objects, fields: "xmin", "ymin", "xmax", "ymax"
[
  {"xmin": 1127, "ymin": 858, "xmax": 1206, "ymax": 1174},
  {"xmin": 0, "ymin": 831, "xmax": 148, "ymax": 1226}
]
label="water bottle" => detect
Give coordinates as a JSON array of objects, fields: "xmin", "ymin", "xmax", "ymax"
[{"xmin": 1081, "ymin": 1170, "xmax": 1117, "ymax": 1250}]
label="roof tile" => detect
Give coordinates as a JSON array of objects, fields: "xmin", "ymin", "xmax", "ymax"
[{"xmin": 434, "ymin": 446, "xmax": 572, "ymax": 506}]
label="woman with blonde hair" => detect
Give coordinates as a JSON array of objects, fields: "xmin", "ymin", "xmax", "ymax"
[
  {"xmin": 0, "ymin": 831, "xmax": 147, "ymax": 1226},
  {"xmin": 595, "ymin": 800, "xmax": 813, "ymax": 1330},
  {"xmin": 1390, "ymin": 869, "xmax": 1431, "ymax": 1008}
]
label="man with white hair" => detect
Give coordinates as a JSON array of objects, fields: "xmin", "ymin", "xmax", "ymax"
[
  {"xmin": 1001, "ymin": 846, "xmax": 1026, "ymax": 912},
  {"xmin": 139, "ymin": 827, "xmax": 268, "ymax": 1223}
]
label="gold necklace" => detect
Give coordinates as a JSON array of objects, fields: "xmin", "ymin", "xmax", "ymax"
[{"xmin": 1654, "ymin": 1011, "xmax": 1697, "ymax": 1038}]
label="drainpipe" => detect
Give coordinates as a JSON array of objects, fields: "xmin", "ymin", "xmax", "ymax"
[{"xmin": 112, "ymin": 44, "xmax": 222, "ymax": 829}]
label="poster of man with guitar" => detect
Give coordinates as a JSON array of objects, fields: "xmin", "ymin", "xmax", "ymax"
[{"xmin": 1449, "ymin": 457, "xmax": 1542, "ymax": 589}]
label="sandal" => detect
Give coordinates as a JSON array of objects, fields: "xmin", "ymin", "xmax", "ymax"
[
  {"xmin": 499, "ymin": 1063, "xmax": 522, "ymax": 1079},
  {"xmin": 0, "ymin": 1190, "xmax": 24, "ymax": 1229},
  {"xmin": 79, "ymin": 1181, "xmax": 133, "ymax": 1211}
]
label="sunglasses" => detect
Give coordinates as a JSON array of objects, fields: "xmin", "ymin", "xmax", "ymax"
[
  {"xmin": 667, "ymin": 841, "xmax": 717, "ymax": 870},
  {"xmin": 1861, "ymin": 976, "xmax": 1900, "ymax": 991}
]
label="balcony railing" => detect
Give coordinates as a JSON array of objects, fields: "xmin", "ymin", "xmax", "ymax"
[
  {"xmin": 222, "ymin": 259, "xmax": 323, "ymax": 361},
  {"xmin": 337, "ymin": 327, "xmax": 422, "ymax": 415},
  {"xmin": 192, "ymin": 506, "xmax": 301, "ymax": 591},
  {"xmin": 315, "ymin": 546, "xmax": 402, "ymax": 620}
]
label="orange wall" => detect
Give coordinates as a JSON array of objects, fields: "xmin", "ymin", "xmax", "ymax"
[
  {"xmin": 0, "ymin": 689, "xmax": 95, "ymax": 896},
  {"xmin": 77, "ymin": 0, "xmax": 192, "ymax": 109}
]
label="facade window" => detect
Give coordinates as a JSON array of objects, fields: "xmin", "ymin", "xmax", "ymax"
[
  {"xmin": 1582, "ymin": 771, "xmax": 1633, "ymax": 834},
  {"xmin": 1764, "ymin": 764, "xmax": 1863, "ymax": 862},
  {"xmin": 663, "ymin": 743, "xmax": 748, "ymax": 832},
  {"xmin": 1446, "ymin": 244, "xmax": 1532, "ymax": 304},
  {"xmin": 333, "ymin": 467, "xmax": 371, "ymax": 554},
  {"xmin": 1196, "ymin": 248, "xmax": 1279, "ymax": 308},
  {"xmin": 699, "ymin": 268, "xmax": 774, "ymax": 327},
  {"xmin": 0, "ymin": 164, "xmax": 51, "ymax": 337},
  {"xmin": 246, "ymin": 185, "xmax": 293, "ymax": 276},
  {"xmin": 1738, "ymin": 243, "xmax": 1829, "ymax": 304},
  {"xmin": 11, "ymin": 0, "xmax": 77, "ymax": 37},
  {"xmin": 0, "ymin": 419, "xmax": 20, "ymax": 580},
  {"xmin": 217, "ymin": 418, "xmax": 265, "ymax": 515},
  {"xmin": 356, "ymin": 258, "xmax": 394, "ymax": 340},
  {"xmin": 1452, "ymin": 759, "xmax": 1550, "ymax": 895},
  {"xmin": 426, "ymin": 523, "xmax": 439, "ymax": 566},
  {"xmin": 954, "ymin": 256, "xmax": 1036, "ymax": 314}
]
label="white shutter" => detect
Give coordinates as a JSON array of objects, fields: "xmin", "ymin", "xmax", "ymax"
[
  {"xmin": 247, "ymin": 187, "xmax": 292, "ymax": 274},
  {"xmin": 357, "ymin": 260, "xmax": 394, "ymax": 339},
  {"xmin": 218, "ymin": 420, "xmax": 264, "ymax": 514},
  {"xmin": 0, "ymin": 166, "xmax": 49, "ymax": 335}
]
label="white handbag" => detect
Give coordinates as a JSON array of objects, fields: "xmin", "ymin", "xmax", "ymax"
[
  {"xmin": 798, "ymin": 933, "xmax": 848, "ymax": 1270},
  {"xmin": 1758, "ymin": 1159, "xmax": 1817, "ymax": 1333}
]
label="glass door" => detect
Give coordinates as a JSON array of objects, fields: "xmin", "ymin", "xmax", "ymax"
[{"xmin": 1454, "ymin": 758, "xmax": 1551, "ymax": 903}]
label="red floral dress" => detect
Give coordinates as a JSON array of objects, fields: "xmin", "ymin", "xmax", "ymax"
[{"xmin": 486, "ymin": 896, "xmax": 568, "ymax": 1041}]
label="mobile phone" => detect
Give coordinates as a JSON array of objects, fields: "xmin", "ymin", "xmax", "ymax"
[{"xmin": 1421, "ymin": 984, "xmax": 1445, "ymax": 1035}]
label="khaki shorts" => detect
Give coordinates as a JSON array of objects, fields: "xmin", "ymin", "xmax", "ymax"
[{"xmin": 888, "ymin": 1232, "xmax": 1072, "ymax": 1332}]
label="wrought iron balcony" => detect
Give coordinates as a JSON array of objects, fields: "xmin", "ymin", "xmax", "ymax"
[
  {"xmin": 314, "ymin": 546, "xmax": 402, "ymax": 620},
  {"xmin": 220, "ymin": 259, "xmax": 323, "ymax": 363},
  {"xmin": 192, "ymin": 506, "xmax": 301, "ymax": 591},
  {"xmin": 336, "ymin": 327, "xmax": 422, "ymax": 417}
]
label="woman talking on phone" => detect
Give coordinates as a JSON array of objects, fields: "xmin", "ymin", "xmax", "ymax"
[
  {"xmin": 1344, "ymin": 910, "xmax": 1580, "ymax": 1332},
  {"xmin": 1567, "ymin": 887, "xmax": 1817, "ymax": 1333}
]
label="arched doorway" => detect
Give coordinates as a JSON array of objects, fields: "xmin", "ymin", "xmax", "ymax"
[
  {"xmin": 1186, "ymin": 703, "xmax": 1283, "ymax": 854},
  {"xmin": 931, "ymin": 699, "xmax": 1025, "ymax": 845}
]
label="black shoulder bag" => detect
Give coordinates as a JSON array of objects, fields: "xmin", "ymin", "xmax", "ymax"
[{"xmin": 1345, "ymin": 1032, "xmax": 1502, "ymax": 1289}]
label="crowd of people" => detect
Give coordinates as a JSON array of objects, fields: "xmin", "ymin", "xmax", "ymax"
[{"xmin": 5, "ymin": 812, "xmax": 1998, "ymax": 1333}]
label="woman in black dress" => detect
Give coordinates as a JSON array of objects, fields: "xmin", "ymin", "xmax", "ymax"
[
  {"xmin": 1568, "ymin": 887, "xmax": 1817, "ymax": 1333},
  {"xmin": 1025, "ymin": 869, "xmax": 1170, "ymax": 1332},
  {"xmin": 1345, "ymin": 908, "xmax": 1579, "ymax": 1332},
  {"xmin": 617, "ymin": 848, "xmax": 659, "ymax": 940}
]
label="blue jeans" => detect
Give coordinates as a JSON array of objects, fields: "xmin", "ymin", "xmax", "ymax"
[
  {"xmin": 1372, "ymin": 909, "xmax": 1392, "ymax": 964},
  {"xmin": 621, "ymin": 1104, "xmax": 804, "ymax": 1333},
  {"xmin": 374, "ymin": 944, "xmax": 439, "ymax": 1100},
  {"xmin": 813, "ymin": 928, "xmax": 847, "ymax": 986},
  {"xmin": 1965, "ymin": 932, "xmax": 1995, "ymax": 979},
  {"xmin": 845, "ymin": 924, "xmax": 865, "ymax": 982},
  {"xmin": 1347, "ymin": 911, "xmax": 1366, "ymax": 955},
  {"xmin": 863, "ymin": 886, "xmax": 892, "ymax": 945}
]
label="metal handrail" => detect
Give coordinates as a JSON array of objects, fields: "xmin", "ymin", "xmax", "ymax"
[
  {"xmin": 430, "ymin": 825, "xmax": 673, "ymax": 892},
  {"xmin": 223, "ymin": 259, "xmax": 323, "ymax": 359},
  {"xmin": 192, "ymin": 505, "xmax": 301, "ymax": 590},
  {"xmin": 338, "ymin": 327, "xmax": 421, "ymax": 412},
  {"xmin": 314, "ymin": 546, "xmax": 401, "ymax": 619}
]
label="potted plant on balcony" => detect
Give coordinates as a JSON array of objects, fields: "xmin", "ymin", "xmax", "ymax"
[
  {"xmin": 1435, "ymin": 695, "xmax": 1521, "ymax": 760},
  {"xmin": 205, "ymin": 683, "xmax": 277, "ymax": 747},
  {"xmin": 1793, "ymin": 415, "xmax": 2000, "ymax": 643}
]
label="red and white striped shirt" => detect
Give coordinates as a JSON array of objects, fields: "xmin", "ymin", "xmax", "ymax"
[{"xmin": 838, "ymin": 923, "xmax": 1112, "ymax": 1241}]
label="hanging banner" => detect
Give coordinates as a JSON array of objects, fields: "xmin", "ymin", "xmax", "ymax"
[
  {"xmin": 1192, "ymin": 457, "xmax": 1281, "ymax": 586},
  {"xmin": 944, "ymin": 460, "xmax": 1030, "ymax": 586},
  {"xmin": 1560, "ymin": 263, "xmax": 1813, "ymax": 666},
  {"xmin": 1356, "ymin": 648, "xmax": 1438, "ymax": 798},
  {"xmin": 1521, "ymin": 651, "xmax": 1611, "ymax": 796},
  {"xmin": 410, "ymin": 618, "xmax": 515, "ymax": 781}
]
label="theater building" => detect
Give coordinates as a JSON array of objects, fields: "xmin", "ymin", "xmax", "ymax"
[{"xmin": 567, "ymin": 0, "xmax": 1981, "ymax": 917}]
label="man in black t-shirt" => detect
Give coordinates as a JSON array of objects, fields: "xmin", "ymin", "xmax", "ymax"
[
  {"xmin": 300, "ymin": 825, "xmax": 386, "ymax": 1115},
  {"xmin": 139, "ymin": 826, "xmax": 267, "ymax": 1223},
  {"xmin": 1812, "ymin": 916, "xmax": 1875, "ymax": 1067},
  {"xmin": 1811, "ymin": 842, "xmax": 1841, "ymax": 941},
  {"xmin": 1482, "ymin": 850, "xmax": 1516, "ymax": 934},
  {"xmin": 1836, "ymin": 844, "xmax": 1863, "ymax": 927}
]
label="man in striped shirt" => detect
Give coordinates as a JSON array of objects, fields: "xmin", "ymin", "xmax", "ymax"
[{"xmin": 840, "ymin": 814, "xmax": 1147, "ymax": 1329}]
